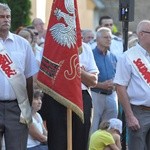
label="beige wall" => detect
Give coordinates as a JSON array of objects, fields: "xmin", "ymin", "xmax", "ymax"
[
  {"xmin": 31, "ymin": 0, "xmax": 150, "ymax": 32},
  {"xmin": 31, "ymin": 0, "xmax": 95, "ymax": 30}
]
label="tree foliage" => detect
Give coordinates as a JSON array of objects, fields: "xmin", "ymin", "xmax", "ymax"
[{"xmin": 0, "ymin": 0, "xmax": 31, "ymax": 32}]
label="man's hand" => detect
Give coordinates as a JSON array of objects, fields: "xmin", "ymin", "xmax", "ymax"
[{"xmin": 126, "ymin": 115, "xmax": 140, "ymax": 131}]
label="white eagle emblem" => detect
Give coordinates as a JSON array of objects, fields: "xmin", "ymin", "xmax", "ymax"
[{"xmin": 49, "ymin": 0, "xmax": 76, "ymax": 49}]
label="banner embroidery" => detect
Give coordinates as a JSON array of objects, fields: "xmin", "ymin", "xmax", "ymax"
[
  {"xmin": 64, "ymin": 54, "xmax": 80, "ymax": 80},
  {"xmin": 50, "ymin": 0, "xmax": 76, "ymax": 49},
  {"xmin": 40, "ymin": 56, "xmax": 64, "ymax": 83}
]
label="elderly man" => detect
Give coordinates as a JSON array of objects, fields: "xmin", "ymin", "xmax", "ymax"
[
  {"xmin": 114, "ymin": 20, "xmax": 150, "ymax": 150},
  {"xmin": 82, "ymin": 29, "xmax": 95, "ymax": 44},
  {"xmin": 90, "ymin": 27, "xmax": 118, "ymax": 135},
  {"xmin": 91, "ymin": 16, "xmax": 123, "ymax": 60},
  {"xmin": 0, "ymin": 3, "xmax": 39, "ymax": 150},
  {"xmin": 32, "ymin": 18, "xmax": 46, "ymax": 44}
]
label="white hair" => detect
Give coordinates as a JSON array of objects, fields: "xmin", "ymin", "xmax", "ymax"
[
  {"xmin": 0, "ymin": 3, "xmax": 11, "ymax": 12},
  {"xmin": 136, "ymin": 20, "xmax": 150, "ymax": 34},
  {"xmin": 96, "ymin": 27, "xmax": 112, "ymax": 38}
]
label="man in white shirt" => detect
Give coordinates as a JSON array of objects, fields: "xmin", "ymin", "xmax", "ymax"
[
  {"xmin": 0, "ymin": 3, "xmax": 39, "ymax": 150},
  {"xmin": 114, "ymin": 20, "xmax": 150, "ymax": 150}
]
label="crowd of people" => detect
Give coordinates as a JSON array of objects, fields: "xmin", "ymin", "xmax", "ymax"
[{"xmin": 0, "ymin": 1, "xmax": 150, "ymax": 150}]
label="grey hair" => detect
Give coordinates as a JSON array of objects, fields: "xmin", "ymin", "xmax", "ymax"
[
  {"xmin": 96, "ymin": 27, "xmax": 112, "ymax": 39},
  {"xmin": 136, "ymin": 20, "xmax": 150, "ymax": 34},
  {"xmin": 0, "ymin": 3, "xmax": 11, "ymax": 12},
  {"xmin": 82, "ymin": 29, "xmax": 94, "ymax": 36}
]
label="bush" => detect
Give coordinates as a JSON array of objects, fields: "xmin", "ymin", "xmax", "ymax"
[{"xmin": 0, "ymin": 0, "xmax": 31, "ymax": 32}]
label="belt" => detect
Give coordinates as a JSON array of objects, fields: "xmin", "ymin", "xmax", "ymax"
[
  {"xmin": 100, "ymin": 91, "xmax": 112, "ymax": 95},
  {"xmin": 132, "ymin": 104, "xmax": 150, "ymax": 111},
  {"xmin": 0, "ymin": 99, "xmax": 17, "ymax": 103},
  {"xmin": 139, "ymin": 105, "xmax": 150, "ymax": 111}
]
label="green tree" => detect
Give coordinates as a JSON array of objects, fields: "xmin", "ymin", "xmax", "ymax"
[{"xmin": 0, "ymin": 0, "xmax": 31, "ymax": 32}]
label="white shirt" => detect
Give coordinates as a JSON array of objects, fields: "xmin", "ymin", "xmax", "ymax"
[
  {"xmin": 34, "ymin": 43, "xmax": 43, "ymax": 64},
  {"xmin": 114, "ymin": 43, "xmax": 150, "ymax": 106},
  {"xmin": 79, "ymin": 42, "xmax": 99, "ymax": 90},
  {"xmin": 0, "ymin": 32, "xmax": 39, "ymax": 100},
  {"xmin": 27, "ymin": 113, "xmax": 43, "ymax": 148},
  {"xmin": 110, "ymin": 35, "xmax": 123, "ymax": 60}
]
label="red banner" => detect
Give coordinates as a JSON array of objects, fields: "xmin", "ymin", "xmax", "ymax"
[{"xmin": 37, "ymin": 0, "xmax": 83, "ymax": 120}]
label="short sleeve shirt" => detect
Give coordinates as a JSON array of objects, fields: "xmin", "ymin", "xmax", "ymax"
[
  {"xmin": 0, "ymin": 32, "xmax": 39, "ymax": 100},
  {"xmin": 89, "ymin": 130, "xmax": 115, "ymax": 150},
  {"xmin": 79, "ymin": 42, "xmax": 99, "ymax": 90},
  {"xmin": 114, "ymin": 43, "xmax": 150, "ymax": 106}
]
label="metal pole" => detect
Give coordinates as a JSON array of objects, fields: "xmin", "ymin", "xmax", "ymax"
[
  {"xmin": 121, "ymin": 20, "xmax": 129, "ymax": 150},
  {"xmin": 119, "ymin": 0, "xmax": 135, "ymax": 149}
]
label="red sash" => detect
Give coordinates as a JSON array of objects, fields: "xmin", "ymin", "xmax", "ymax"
[
  {"xmin": 127, "ymin": 48, "xmax": 150, "ymax": 87},
  {"xmin": 0, "ymin": 44, "xmax": 32, "ymax": 124}
]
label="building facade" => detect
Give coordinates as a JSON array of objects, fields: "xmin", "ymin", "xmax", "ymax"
[{"xmin": 31, "ymin": 0, "xmax": 150, "ymax": 33}]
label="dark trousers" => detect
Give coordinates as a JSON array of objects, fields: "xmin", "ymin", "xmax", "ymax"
[
  {"xmin": 0, "ymin": 100, "xmax": 28, "ymax": 150},
  {"xmin": 40, "ymin": 90, "xmax": 92, "ymax": 150}
]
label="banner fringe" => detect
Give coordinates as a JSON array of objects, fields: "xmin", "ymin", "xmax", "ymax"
[{"xmin": 37, "ymin": 81, "xmax": 84, "ymax": 123}]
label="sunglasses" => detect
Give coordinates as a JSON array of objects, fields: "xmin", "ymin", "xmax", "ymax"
[
  {"xmin": 34, "ymin": 32, "xmax": 39, "ymax": 36},
  {"xmin": 104, "ymin": 23, "xmax": 113, "ymax": 27},
  {"xmin": 142, "ymin": 31, "xmax": 150, "ymax": 34}
]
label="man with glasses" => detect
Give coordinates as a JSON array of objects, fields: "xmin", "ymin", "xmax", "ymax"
[
  {"xmin": 91, "ymin": 16, "xmax": 123, "ymax": 60},
  {"xmin": 114, "ymin": 20, "xmax": 150, "ymax": 150},
  {"xmin": 90, "ymin": 27, "xmax": 118, "ymax": 135},
  {"xmin": 32, "ymin": 18, "xmax": 46, "ymax": 44}
]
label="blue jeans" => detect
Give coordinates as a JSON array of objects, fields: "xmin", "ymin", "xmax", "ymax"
[{"xmin": 27, "ymin": 144, "xmax": 48, "ymax": 150}]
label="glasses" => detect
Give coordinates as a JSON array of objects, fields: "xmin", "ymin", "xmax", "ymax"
[
  {"xmin": 104, "ymin": 23, "xmax": 113, "ymax": 27},
  {"xmin": 102, "ymin": 36, "xmax": 112, "ymax": 39},
  {"xmin": 0, "ymin": 15, "xmax": 11, "ymax": 19},
  {"xmin": 142, "ymin": 31, "xmax": 150, "ymax": 34},
  {"xmin": 87, "ymin": 36, "xmax": 94, "ymax": 39},
  {"xmin": 34, "ymin": 32, "xmax": 39, "ymax": 36}
]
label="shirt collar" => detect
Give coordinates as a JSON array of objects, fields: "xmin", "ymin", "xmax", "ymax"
[
  {"xmin": 137, "ymin": 43, "xmax": 150, "ymax": 57},
  {"xmin": 96, "ymin": 46, "xmax": 109, "ymax": 55},
  {"xmin": 0, "ymin": 32, "xmax": 14, "ymax": 42},
  {"xmin": 6, "ymin": 32, "xmax": 14, "ymax": 41}
]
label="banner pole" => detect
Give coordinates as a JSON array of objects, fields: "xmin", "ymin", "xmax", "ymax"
[{"xmin": 67, "ymin": 108, "xmax": 72, "ymax": 150}]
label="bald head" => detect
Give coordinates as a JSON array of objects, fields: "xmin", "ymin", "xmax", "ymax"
[
  {"xmin": 32, "ymin": 18, "xmax": 45, "ymax": 33},
  {"xmin": 32, "ymin": 18, "xmax": 43, "ymax": 26}
]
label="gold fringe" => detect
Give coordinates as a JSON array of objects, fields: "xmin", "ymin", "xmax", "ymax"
[{"xmin": 37, "ymin": 81, "xmax": 84, "ymax": 123}]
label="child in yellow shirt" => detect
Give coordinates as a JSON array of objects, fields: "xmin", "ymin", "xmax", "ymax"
[{"xmin": 89, "ymin": 118, "xmax": 122, "ymax": 150}]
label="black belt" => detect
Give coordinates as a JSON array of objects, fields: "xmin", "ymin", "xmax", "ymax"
[
  {"xmin": 100, "ymin": 91, "xmax": 112, "ymax": 95},
  {"xmin": 0, "ymin": 99, "xmax": 17, "ymax": 103}
]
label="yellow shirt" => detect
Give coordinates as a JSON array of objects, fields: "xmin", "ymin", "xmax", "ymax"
[{"xmin": 89, "ymin": 130, "xmax": 115, "ymax": 150}]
